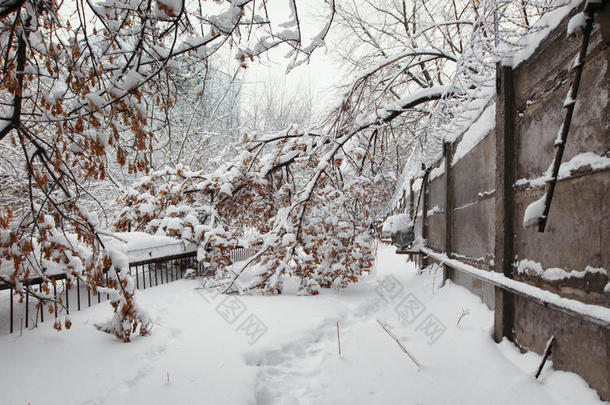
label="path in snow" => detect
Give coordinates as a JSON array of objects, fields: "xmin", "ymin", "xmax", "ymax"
[
  {"xmin": 245, "ymin": 246, "xmax": 604, "ymax": 405},
  {"xmin": 0, "ymin": 244, "xmax": 605, "ymax": 405}
]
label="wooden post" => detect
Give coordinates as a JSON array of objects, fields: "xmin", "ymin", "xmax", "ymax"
[
  {"xmin": 9, "ymin": 288, "xmax": 13, "ymax": 334},
  {"xmin": 25, "ymin": 290, "xmax": 29, "ymax": 328},
  {"xmin": 599, "ymin": 1, "xmax": 610, "ymax": 45},
  {"xmin": 40, "ymin": 283, "xmax": 44, "ymax": 322},
  {"xmin": 76, "ymin": 277, "xmax": 81, "ymax": 311},
  {"xmin": 53, "ymin": 283, "xmax": 57, "ymax": 319},
  {"xmin": 64, "ymin": 280, "xmax": 69, "ymax": 312},
  {"xmin": 443, "ymin": 142, "xmax": 453, "ymax": 286},
  {"xmin": 421, "ymin": 168, "xmax": 430, "ymax": 268},
  {"xmin": 407, "ymin": 178, "xmax": 415, "ymax": 262},
  {"xmin": 494, "ymin": 62, "xmax": 516, "ymax": 343},
  {"xmin": 409, "ymin": 178, "xmax": 415, "ymax": 219}
]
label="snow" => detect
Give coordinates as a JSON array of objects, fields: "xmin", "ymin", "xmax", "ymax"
[
  {"xmin": 220, "ymin": 182, "xmax": 233, "ymax": 197},
  {"xmin": 517, "ymin": 259, "xmax": 607, "ymax": 282},
  {"xmin": 100, "ymin": 232, "xmax": 196, "ymax": 262},
  {"xmin": 85, "ymin": 92, "xmax": 106, "ymax": 109},
  {"xmin": 376, "ymin": 86, "xmax": 451, "ymax": 121},
  {"xmin": 523, "ymin": 193, "xmax": 547, "ymax": 228},
  {"xmin": 563, "ymin": 89, "xmax": 576, "ymax": 108},
  {"xmin": 277, "ymin": 29, "xmax": 299, "ymax": 42},
  {"xmin": 554, "ymin": 124, "xmax": 565, "ymax": 146},
  {"xmin": 429, "ymin": 162, "xmax": 445, "ymax": 181},
  {"xmin": 47, "ymin": 81, "xmax": 68, "ymax": 103},
  {"xmin": 208, "ymin": 5, "xmax": 242, "ymax": 34},
  {"xmin": 567, "ymin": 12, "xmax": 587, "ymax": 36},
  {"xmin": 352, "ymin": 49, "xmax": 456, "ymax": 83},
  {"xmin": 384, "ymin": 213, "xmax": 412, "ymax": 234},
  {"xmin": 451, "ymin": 103, "xmax": 495, "ymax": 167},
  {"xmin": 515, "ymin": 152, "xmax": 610, "ymax": 188},
  {"xmin": 0, "ymin": 246, "xmax": 605, "ymax": 404},
  {"xmin": 0, "ymin": 114, "xmax": 11, "ymax": 134},
  {"xmin": 392, "ymin": 213, "xmax": 412, "ymax": 231},
  {"xmin": 511, "ymin": 1, "xmax": 581, "ymax": 68},
  {"xmin": 381, "ymin": 217, "xmax": 393, "ymax": 234},
  {"xmin": 427, "ymin": 205, "xmax": 443, "ymax": 216},
  {"xmin": 157, "ymin": 0, "xmax": 182, "ymax": 16},
  {"xmin": 412, "ymin": 177, "xmax": 422, "ymax": 193},
  {"xmin": 282, "ymin": 233, "xmax": 296, "ymax": 246}
]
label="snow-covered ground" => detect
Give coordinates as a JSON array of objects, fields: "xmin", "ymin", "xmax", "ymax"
[{"xmin": 0, "ymin": 245, "xmax": 604, "ymax": 405}]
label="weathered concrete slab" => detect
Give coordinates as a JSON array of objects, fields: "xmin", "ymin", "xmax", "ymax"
[
  {"xmin": 451, "ymin": 197, "xmax": 495, "ymax": 260},
  {"xmin": 452, "ymin": 270, "xmax": 496, "ymax": 310},
  {"xmin": 452, "ymin": 132, "xmax": 496, "ymax": 209},
  {"xmin": 514, "ymin": 295, "xmax": 609, "ymax": 400},
  {"xmin": 514, "ymin": 28, "xmax": 608, "ymax": 181}
]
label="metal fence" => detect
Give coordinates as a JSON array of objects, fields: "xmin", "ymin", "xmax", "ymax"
[
  {"xmin": 230, "ymin": 246, "xmax": 257, "ymax": 263},
  {"xmin": 0, "ymin": 246, "xmax": 255, "ymax": 335}
]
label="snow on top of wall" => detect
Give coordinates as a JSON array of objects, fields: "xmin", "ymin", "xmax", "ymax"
[
  {"xmin": 515, "ymin": 152, "xmax": 610, "ymax": 188},
  {"xmin": 444, "ymin": 97, "xmax": 491, "ymax": 144},
  {"xmin": 451, "ymin": 103, "xmax": 496, "ymax": 167},
  {"xmin": 517, "ymin": 259, "xmax": 607, "ymax": 282},
  {"xmin": 510, "ymin": 0, "xmax": 582, "ymax": 68}
]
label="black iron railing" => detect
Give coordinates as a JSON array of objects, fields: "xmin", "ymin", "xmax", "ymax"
[{"xmin": 0, "ymin": 246, "xmax": 255, "ymax": 335}]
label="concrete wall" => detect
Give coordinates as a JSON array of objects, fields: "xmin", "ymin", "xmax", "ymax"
[
  {"xmin": 425, "ymin": 159, "xmax": 446, "ymax": 252},
  {"xmin": 403, "ymin": 4, "xmax": 609, "ymax": 399},
  {"xmin": 512, "ymin": 11, "xmax": 610, "ymax": 305},
  {"xmin": 451, "ymin": 133, "xmax": 496, "ymax": 265},
  {"xmin": 514, "ymin": 295, "xmax": 610, "ymax": 398},
  {"xmin": 509, "ymin": 8, "xmax": 609, "ymax": 397}
]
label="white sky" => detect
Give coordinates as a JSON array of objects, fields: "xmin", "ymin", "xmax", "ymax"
[{"xmin": 238, "ymin": 0, "xmax": 348, "ymax": 121}]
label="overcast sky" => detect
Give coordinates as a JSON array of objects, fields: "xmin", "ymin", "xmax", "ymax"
[{"xmin": 240, "ymin": 0, "xmax": 347, "ymax": 120}]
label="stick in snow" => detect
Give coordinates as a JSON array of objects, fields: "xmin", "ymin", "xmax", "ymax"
[
  {"xmin": 457, "ymin": 308, "xmax": 470, "ymax": 326},
  {"xmin": 535, "ymin": 336, "xmax": 555, "ymax": 379},
  {"xmin": 376, "ymin": 319, "xmax": 422, "ymax": 368},
  {"xmin": 336, "ymin": 321, "xmax": 342, "ymax": 356}
]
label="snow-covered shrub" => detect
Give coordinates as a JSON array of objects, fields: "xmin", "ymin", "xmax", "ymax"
[
  {"xmin": 0, "ymin": 205, "xmax": 150, "ymax": 341},
  {"xmin": 95, "ymin": 248, "xmax": 151, "ymax": 342}
]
